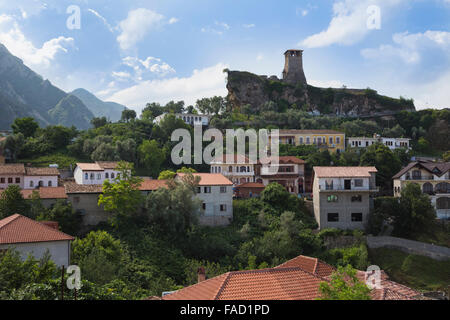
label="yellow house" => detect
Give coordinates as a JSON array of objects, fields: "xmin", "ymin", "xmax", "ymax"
[{"xmin": 271, "ymin": 130, "xmax": 346, "ymax": 153}]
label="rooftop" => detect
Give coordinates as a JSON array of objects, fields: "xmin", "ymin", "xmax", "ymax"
[
  {"xmin": 277, "ymin": 129, "xmax": 344, "ymax": 135},
  {"xmin": 176, "ymin": 173, "xmax": 233, "ymax": 186},
  {"xmin": 25, "ymin": 167, "xmax": 60, "ymax": 176},
  {"xmin": 314, "ymin": 166, "xmax": 378, "ymax": 178},
  {"xmin": 393, "ymin": 161, "xmax": 450, "ymax": 179},
  {"xmin": 0, "ymin": 163, "xmax": 26, "ymax": 175},
  {"xmin": 0, "ymin": 214, "xmax": 74, "ymax": 245},
  {"xmin": 0, "ymin": 187, "xmax": 67, "ymax": 200},
  {"xmin": 76, "ymin": 161, "xmax": 121, "ymax": 171}
]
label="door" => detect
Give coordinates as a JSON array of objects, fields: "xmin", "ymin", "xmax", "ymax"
[{"xmin": 344, "ymin": 180, "xmax": 351, "ymax": 190}]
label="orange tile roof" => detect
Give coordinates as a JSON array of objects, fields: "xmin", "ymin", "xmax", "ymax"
[
  {"xmin": 25, "ymin": 167, "xmax": 60, "ymax": 176},
  {"xmin": 1, "ymin": 187, "xmax": 68, "ymax": 200},
  {"xmin": 162, "ymin": 254, "xmax": 420, "ymax": 301},
  {"xmin": 139, "ymin": 179, "xmax": 169, "ymax": 191},
  {"xmin": 235, "ymin": 182, "xmax": 266, "ymax": 188},
  {"xmin": 314, "ymin": 166, "xmax": 378, "ymax": 178},
  {"xmin": 0, "ymin": 163, "xmax": 26, "ymax": 175},
  {"xmin": 0, "ymin": 214, "xmax": 74, "ymax": 244},
  {"xmin": 176, "ymin": 173, "xmax": 233, "ymax": 186}
]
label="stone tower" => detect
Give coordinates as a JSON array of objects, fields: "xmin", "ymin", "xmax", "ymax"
[{"xmin": 282, "ymin": 49, "xmax": 307, "ymax": 85}]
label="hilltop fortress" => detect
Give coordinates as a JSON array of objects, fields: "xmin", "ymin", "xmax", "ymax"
[{"xmin": 225, "ymin": 49, "xmax": 415, "ymax": 118}]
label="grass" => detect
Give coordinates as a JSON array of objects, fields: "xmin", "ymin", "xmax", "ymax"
[
  {"xmin": 411, "ymin": 221, "xmax": 450, "ymax": 248},
  {"xmin": 369, "ymin": 248, "xmax": 450, "ymax": 292},
  {"xmin": 18, "ymin": 153, "xmax": 85, "ymax": 169}
]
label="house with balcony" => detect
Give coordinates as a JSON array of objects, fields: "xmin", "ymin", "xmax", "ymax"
[
  {"xmin": 175, "ymin": 173, "xmax": 233, "ymax": 227},
  {"xmin": 393, "ymin": 160, "xmax": 450, "ymax": 220},
  {"xmin": 312, "ymin": 166, "xmax": 378, "ymax": 230},
  {"xmin": 73, "ymin": 162, "xmax": 122, "ymax": 185},
  {"xmin": 256, "ymin": 156, "xmax": 306, "ymax": 194},
  {"xmin": 210, "ymin": 154, "xmax": 256, "ymax": 185},
  {"xmin": 269, "ymin": 130, "xmax": 346, "ymax": 154},
  {"xmin": 154, "ymin": 113, "xmax": 210, "ymax": 126},
  {"xmin": 347, "ymin": 134, "xmax": 411, "ymax": 151}
]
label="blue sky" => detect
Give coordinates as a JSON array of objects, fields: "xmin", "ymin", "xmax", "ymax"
[{"xmin": 0, "ymin": 0, "xmax": 449, "ymax": 113}]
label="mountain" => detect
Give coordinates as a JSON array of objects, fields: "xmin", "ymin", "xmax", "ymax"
[
  {"xmin": 0, "ymin": 43, "xmax": 94, "ymax": 130},
  {"xmin": 70, "ymin": 88, "xmax": 126, "ymax": 122},
  {"xmin": 226, "ymin": 70, "xmax": 416, "ymax": 117}
]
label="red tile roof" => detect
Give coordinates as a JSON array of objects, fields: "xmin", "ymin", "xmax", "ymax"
[
  {"xmin": 235, "ymin": 182, "xmax": 266, "ymax": 189},
  {"xmin": 1, "ymin": 187, "xmax": 68, "ymax": 200},
  {"xmin": 25, "ymin": 167, "xmax": 60, "ymax": 176},
  {"xmin": 259, "ymin": 156, "xmax": 306, "ymax": 165},
  {"xmin": 0, "ymin": 163, "xmax": 26, "ymax": 175},
  {"xmin": 0, "ymin": 214, "xmax": 74, "ymax": 244},
  {"xmin": 314, "ymin": 166, "xmax": 378, "ymax": 178},
  {"xmin": 162, "ymin": 254, "xmax": 420, "ymax": 301},
  {"xmin": 139, "ymin": 179, "xmax": 169, "ymax": 191},
  {"xmin": 176, "ymin": 173, "xmax": 233, "ymax": 186}
]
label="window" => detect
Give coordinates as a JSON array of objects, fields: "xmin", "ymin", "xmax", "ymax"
[
  {"xmin": 0, "ymin": 178, "xmax": 4, "ymax": 183},
  {"xmin": 85, "ymin": 173, "xmax": 89, "ymax": 180},
  {"xmin": 202, "ymin": 203, "xmax": 206, "ymax": 210},
  {"xmin": 8, "ymin": 178, "xmax": 12, "ymax": 183},
  {"xmin": 220, "ymin": 204, "xmax": 227, "ymax": 212},
  {"xmin": 204, "ymin": 187, "xmax": 211, "ymax": 193},
  {"xmin": 90, "ymin": 173, "xmax": 94, "ymax": 180},
  {"xmin": 228, "ymin": 166, "xmax": 233, "ymax": 173},
  {"xmin": 306, "ymin": 137, "xmax": 310, "ymax": 144},
  {"xmin": 329, "ymin": 137, "xmax": 333, "ymax": 145},
  {"xmin": 318, "ymin": 137, "xmax": 322, "ymax": 144},
  {"xmin": 218, "ymin": 167, "xmax": 221, "ymax": 173},
  {"xmin": 220, "ymin": 186, "xmax": 227, "ymax": 193},
  {"xmin": 196, "ymin": 187, "xmax": 201, "ymax": 194},
  {"xmin": 327, "ymin": 195, "xmax": 338, "ymax": 202},
  {"xmin": 336, "ymin": 137, "xmax": 340, "ymax": 144},
  {"xmin": 111, "ymin": 173, "xmax": 115, "ymax": 179},
  {"xmin": 30, "ymin": 181, "xmax": 34, "ymax": 188},
  {"xmin": 354, "ymin": 179, "xmax": 363, "ymax": 187},
  {"xmin": 105, "ymin": 173, "xmax": 109, "ymax": 179},
  {"xmin": 351, "ymin": 213, "xmax": 363, "ymax": 222},
  {"xmin": 313, "ymin": 137, "xmax": 317, "ymax": 144},
  {"xmin": 299, "ymin": 137, "xmax": 304, "ymax": 144},
  {"xmin": 97, "ymin": 173, "xmax": 102, "ymax": 180},
  {"xmin": 351, "ymin": 195, "xmax": 362, "ymax": 202},
  {"xmin": 48, "ymin": 181, "xmax": 52, "ymax": 187},
  {"xmin": 15, "ymin": 178, "xmax": 20, "ymax": 184},
  {"xmin": 327, "ymin": 213, "xmax": 339, "ymax": 222}
]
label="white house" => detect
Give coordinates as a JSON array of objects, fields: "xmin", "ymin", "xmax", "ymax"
[
  {"xmin": 210, "ymin": 154, "xmax": 256, "ymax": 185},
  {"xmin": 74, "ymin": 162, "xmax": 121, "ymax": 185},
  {"xmin": 347, "ymin": 134, "xmax": 411, "ymax": 151},
  {"xmin": 0, "ymin": 214, "xmax": 74, "ymax": 267},
  {"xmin": 175, "ymin": 173, "xmax": 233, "ymax": 226},
  {"xmin": 0, "ymin": 164, "xmax": 59, "ymax": 190},
  {"xmin": 154, "ymin": 113, "xmax": 210, "ymax": 126}
]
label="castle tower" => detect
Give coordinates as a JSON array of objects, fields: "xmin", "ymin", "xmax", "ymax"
[{"xmin": 282, "ymin": 49, "xmax": 307, "ymax": 85}]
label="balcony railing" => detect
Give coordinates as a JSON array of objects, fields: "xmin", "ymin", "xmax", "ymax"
[
  {"xmin": 405, "ymin": 176, "xmax": 434, "ymax": 181},
  {"xmin": 320, "ymin": 185, "xmax": 379, "ymax": 192}
]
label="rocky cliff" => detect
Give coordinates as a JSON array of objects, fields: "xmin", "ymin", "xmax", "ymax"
[{"xmin": 226, "ymin": 70, "xmax": 416, "ymax": 117}]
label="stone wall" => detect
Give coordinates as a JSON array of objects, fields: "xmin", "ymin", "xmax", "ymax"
[{"xmin": 367, "ymin": 236, "xmax": 450, "ymax": 261}]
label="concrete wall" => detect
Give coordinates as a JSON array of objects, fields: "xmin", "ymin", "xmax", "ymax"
[
  {"xmin": 23, "ymin": 176, "xmax": 58, "ymax": 189},
  {"xmin": 67, "ymin": 193, "xmax": 109, "ymax": 227},
  {"xmin": 0, "ymin": 240, "xmax": 71, "ymax": 267},
  {"xmin": 196, "ymin": 185, "xmax": 233, "ymax": 226},
  {"xmin": 367, "ymin": 236, "xmax": 450, "ymax": 261}
]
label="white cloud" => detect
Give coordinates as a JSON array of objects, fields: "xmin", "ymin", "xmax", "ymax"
[
  {"xmin": 121, "ymin": 56, "xmax": 175, "ymax": 81},
  {"xmin": 256, "ymin": 53, "xmax": 264, "ymax": 62},
  {"xmin": 168, "ymin": 17, "xmax": 179, "ymax": 24},
  {"xmin": 308, "ymin": 79, "xmax": 344, "ymax": 88},
  {"xmin": 202, "ymin": 21, "xmax": 230, "ymax": 35},
  {"xmin": 361, "ymin": 31, "xmax": 450, "ymax": 64},
  {"xmin": 0, "ymin": 0, "xmax": 48, "ymax": 19},
  {"xmin": 243, "ymin": 24, "xmax": 255, "ymax": 28},
  {"xmin": 301, "ymin": 0, "xmax": 405, "ymax": 48},
  {"xmin": 88, "ymin": 9, "xmax": 114, "ymax": 33},
  {"xmin": 117, "ymin": 8, "xmax": 165, "ymax": 50},
  {"xmin": 106, "ymin": 63, "xmax": 228, "ymax": 110},
  {"xmin": 0, "ymin": 14, "xmax": 74, "ymax": 70}
]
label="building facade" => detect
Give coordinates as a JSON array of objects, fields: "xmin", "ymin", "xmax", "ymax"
[
  {"xmin": 0, "ymin": 164, "xmax": 59, "ymax": 190},
  {"xmin": 270, "ymin": 130, "xmax": 346, "ymax": 153},
  {"xmin": 154, "ymin": 113, "xmax": 210, "ymax": 126},
  {"xmin": 74, "ymin": 162, "xmax": 121, "ymax": 185},
  {"xmin": 257, "ymin": 156, "xmax": 306, "ymax": 194},
  {"xmin": 210, "ymin": 154, "xmax": 256, "ymax": 185},
  {"xmin": 393, "ymin": 161, "xmax": 450, "ymax": 220},
  {"xmin": 347, "ymin": 134, "xmax": 411, "ymax": 151},
  {"xmin": 313, "ymin": 167, "xmax": 378, "ymax": 230},
  {"xmin": 176, "ymin": 173, "xmax": 233, "ymax": 227}
]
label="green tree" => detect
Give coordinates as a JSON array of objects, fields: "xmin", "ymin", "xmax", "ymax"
[
  {"xmin": 158, "ymin": 170, "xmax": 176, "ymax": 180},
  {"xmin": 11, "ymin": 117, "xmax": 39, "ymax": 138},
  {"xmin": 98, "ymin": 162, "xmax": 144, "ymax": 227},
  {"xmin": 138, "ymin": 140, "xmax": 166, "ymax": 178},
  {"xmin": 36, "ymin": 200, "xmax": 82, "ymax": 236},
  {"xmin": 0, "ymin": 185, "xmax": 30, "ymax": 219},
  {"xmin": 317, "ymin": 265, "xmax": 372, "ymax": 300},
  {"xmin": 91, "ymin": 117, "xmax": 108, "ymax": 129},
  {"xmin": 121, "ymin": 109, "xmax": 137, "ymax": 123},
  {"xmin": 260, "ymin": 183, "xmax": 291, "ymax": 210}
]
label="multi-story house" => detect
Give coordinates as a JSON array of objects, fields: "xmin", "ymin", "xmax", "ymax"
[
  {"xmin": 154, "ymin": 113, "xmax": 210, "ymax": 126},
  {"xmin": 256, "ymin": 156, "xmax": 306, "ymax": 194},
  {"xmin": 393, "ymin": 161, "xmax": 450, "ymax": 220},
  {"xmin": 73, "ymin": 162, "xmax": 122, "ymax": 185},
  {"xmin": 313, "ymin": 166, "xmax": 378, "ymax": 230},
  {"xmin": 0, "ymin": 164, "xmax": 59, "ymax": 189},
  {"xmin": 270, "ymin": 130, "xmax": 346, "ymax": 153},
  {"xmin": 347, "ymin": 134, "xmax": 411, "ymax": 151},
  {"xmin": 176, "ymin": 173, "xmax": 233, "ymax": 226},
  {"xmin": 210, "ymin": 154, "xmax": 256, "ymax": 185}
]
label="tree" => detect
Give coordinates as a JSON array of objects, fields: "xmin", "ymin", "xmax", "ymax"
[
  {"xmin": 177, "ymin": 167, "xmax": 197, "ymax": 174},
  {"xmin": 11, "ymin": 117, "xmax": 39, "ymax": 138},
  {"xmin": 98, "ymin": 162, "xmax": 144, "ymax": 227},
  {"xmin": 165, "ymin": 100, "xmax": 185, "ymax": 114},
  {"xmin": 36, "ymin": 200, "xmax": 82, "ymax": 236},
  {"xmin": 0, "ymin": 185, "xmax": 30, "ymax": 219},
  {"xmin": 196, "ymin": 96, "xmax": 226, "ymax": 115},
  {"xmin": 317, "ymin": 265, "xmax": 372, "ymax": 300},
  {"xmin": 121, "ymin": 109, "xmax": 137, "ymax": 123},
  {"xmin": 91, "ymin": 117, "xmax": 108, "ymax": 129},
  {"xmin": 141, "ymin": 102, "xmax": 164, "ymax": 120},
  {"xmin": 260, "ymin": 183, "xmax": 291, "ymax": 210},
  {"xmin": 138, "ymin": 140, "xmax": 166, "ymax": 178},
  {"xmin": 158, "ymin": 170, "xmax": 176, "ymax": 180}
]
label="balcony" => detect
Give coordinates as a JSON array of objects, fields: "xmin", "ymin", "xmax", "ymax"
[
  {"xmin": 405, "ymin": 175, "xmax": 434, "ymax": 181},
  {"xmin": 319, "ymin": 185, "xmax": 379, "ymax": 192}
]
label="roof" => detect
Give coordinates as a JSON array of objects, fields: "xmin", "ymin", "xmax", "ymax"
[
  {"xmin": 277, "ymin": 129, "xmax": 344, "ymax": 135},
  {"xmin": 25, "ymin": 167, "xmax": 59, "ymax": 176},
  {"xmin": 259, "ymin": 156, "xmax": 306, "ymax": 165},
  {"xmin": 211, "ymin": 154, "xmax": 252, "ymax": 164},
  {"xmin": 393, "ymin": 161, "xmax": 450, "ymax": 179},
  {"xmin": 64, "ymin": 182, "xmax": 103, "ymax": 194},
  {"xmin": 0, "ymin": 214, "xmax": 74, "ymax": 245},
  {"xmin": 162, "ymin": 254, "xmax": 419, "ymax": 301},
  {"xmin": 0, "ymin": 163, "xmax": 26, "ymax": 175},
  {"xmin": 235, "ymin": 182, "xmax": 266, "ymax": 189},
  {"xmin": 76, "ymin": 161, "xmax": 121, "ymax": 171},
  {"xmin": 176, "ymin": 173, "xmax": 233, "ymax": 186},
  {"xmin": 284, "ymin": 49, "xmax": 303, "ymax": 54},
  {"xmin": 314, "ymin": 166, "xmax": 378, "ymax": 178},
  {"xmin": 0, "ymin": 187, "xmax": 67, "ymax": 200},
  {"xmin": 139, "ymin": 179, "xmax": 169, "ymax": 191}
]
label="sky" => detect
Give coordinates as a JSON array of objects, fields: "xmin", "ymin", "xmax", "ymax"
[{"xmin": 0, "ymin": 0, "xmax": 449, "ymax": 113}]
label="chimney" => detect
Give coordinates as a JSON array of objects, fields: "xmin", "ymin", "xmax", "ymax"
[
  {"xmin": 41, "ymin": 221, "xmax": 59, "ymax": 230},
  {"xmin": 197, "ymin": 267, "xmax": 206, "ymax": 283}
]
